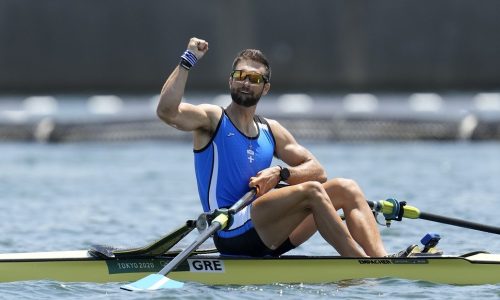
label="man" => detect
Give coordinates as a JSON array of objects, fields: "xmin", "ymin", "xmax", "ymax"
[{"xmin": 157, "ymin": 37, "xmax": 388, "ymax": 257}]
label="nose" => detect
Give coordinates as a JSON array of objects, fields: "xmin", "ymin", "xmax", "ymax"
[{"xmin": 242, "ymin": 77, "xmax": 251, "ymax": 86}]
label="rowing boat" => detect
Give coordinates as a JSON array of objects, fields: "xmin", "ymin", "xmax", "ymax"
[
  {"xmin": 1, "ymin": 248, "xmax": 499, "ymax": 285},
  {"xmin": 2, "ymin": 197, "xmax": 499, "ymax": 288}
]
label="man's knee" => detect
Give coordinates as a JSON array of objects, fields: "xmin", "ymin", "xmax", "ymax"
[
  {"xmin": 302, "ymin": 180, "xmax": 325, "ymax": 193},
  {"xmin": 298, "ymin": 181, "xmax": 329, "ymax": 204},
  {"xmin": 337, "ymin": 178, "xmax": 361, "ymax": 192},
  {"xmin": 331, "ymin": 178, "xmax": 364, "ymax": 200}
]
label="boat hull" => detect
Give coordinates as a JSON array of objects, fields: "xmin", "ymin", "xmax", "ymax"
[{"xmin": 1, "ymin": 251, "xmax": 499, "ymax": 285}]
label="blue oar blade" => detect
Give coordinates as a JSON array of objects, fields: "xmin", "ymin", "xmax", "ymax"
[{"xmin": 120, "ymin": 274, "xmax": 184, "ymax": 291}]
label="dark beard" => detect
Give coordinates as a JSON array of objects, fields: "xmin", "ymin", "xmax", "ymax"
[{"xmin": 230, "ymin": 87, "xmax": 261, "ymax": 107}]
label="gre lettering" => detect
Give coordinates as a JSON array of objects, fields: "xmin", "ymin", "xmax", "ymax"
[{"xmin": 187, "ymin": 259, "xmax": 225, "ymax": 273}]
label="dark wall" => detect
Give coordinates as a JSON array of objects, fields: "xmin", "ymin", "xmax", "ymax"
[{"xmin": 1, "ymin": 0, "xmax": 500, "ymax": 93}]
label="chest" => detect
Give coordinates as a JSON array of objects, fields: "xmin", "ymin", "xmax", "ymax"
[{"xmin": 215, "ymin": 119, "xmax": 274, "ymax": 166}]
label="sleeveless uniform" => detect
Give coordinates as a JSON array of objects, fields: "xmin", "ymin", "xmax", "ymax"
[{"xmin": 193, "ymin": 108, "xmax": 294, "ymax": 256}]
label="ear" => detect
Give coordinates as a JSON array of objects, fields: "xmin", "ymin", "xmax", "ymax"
[{"xmin": 262, "ymin": 82, "xmax": 271, "ymax": 96}]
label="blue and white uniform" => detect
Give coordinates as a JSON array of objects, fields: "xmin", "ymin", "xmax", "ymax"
[{"xmin": 194, "ymin": 109, "xmax": 276, "ymax": 238}]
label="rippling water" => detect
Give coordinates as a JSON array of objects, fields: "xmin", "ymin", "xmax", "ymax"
[{"xmin": 1, "ymin": 141, "xmax": 500, "ymax": 299}]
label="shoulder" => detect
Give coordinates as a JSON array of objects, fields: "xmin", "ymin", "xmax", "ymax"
[
  {"xmin": 264, "ymin": 118, "xmax": 292, "ymax": 140},
  {"xmin": 264, "ymin": 118, "xmax": 313, "ymax": 164},
  {"xmin": 260, "ymin": 118, "xmax": 300, "ymax": 153},
  {"xmin": 257, "ymin": 116, "xmax": 278, "ymax": 129},
  {"xmin": 197, "ymin": 103, "xmax": 223, "ymax": 117},
  {"xmin": 191, "ymin": 104, "xmax": 224, "ymax": 149},
  {"xmin": 195, "ymin": 103, "xmax": 224, "ymax": 125},
  {"xmin": 181, "ymin": 103, "xmax": 223, "ymax": 135}
]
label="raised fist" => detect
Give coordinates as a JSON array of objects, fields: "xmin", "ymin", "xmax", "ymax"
[{"xmin": 187, "ymin": 37, "xmax": 209, "ymax": 60}]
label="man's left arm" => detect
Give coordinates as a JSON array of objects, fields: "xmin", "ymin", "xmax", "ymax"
[{"xmin": 249, "ymin": 119, "xmax": 327, "ymax": 195}]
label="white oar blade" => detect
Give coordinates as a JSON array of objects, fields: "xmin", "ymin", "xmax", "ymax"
[{"xmin": 120, "ymin": 274, "xmax": 184, "ymax": 291}]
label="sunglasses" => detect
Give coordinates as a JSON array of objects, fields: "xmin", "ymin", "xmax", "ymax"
[{"xmin": 230, "ymin": 70, "xmax": 269, "ymax": 84}]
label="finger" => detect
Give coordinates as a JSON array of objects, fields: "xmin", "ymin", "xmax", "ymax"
[
  {"xmin": 198, "ymin": 41, "xmax": 208, "ymax": 51},
  {"xmin": 189, "ymin": 37, "xmax": 198, "ymax": 47},
  {"xmin": 249, "ymin": 178, "xmax": 262, "ymax": 194}
]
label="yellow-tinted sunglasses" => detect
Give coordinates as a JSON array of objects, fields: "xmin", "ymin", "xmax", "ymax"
[{"xmin": 230, "ymin": 70, "xmax": 269, "ymax": 84}]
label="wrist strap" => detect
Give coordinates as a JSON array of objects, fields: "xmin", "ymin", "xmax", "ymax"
[{"xmin": 179, "ymin": 50, "xmax": 198, "ymax": 70}]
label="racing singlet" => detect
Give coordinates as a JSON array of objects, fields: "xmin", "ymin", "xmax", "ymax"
[{"xmin": 194, "ymin": 109, "xmax": 276, "ymax": 238}]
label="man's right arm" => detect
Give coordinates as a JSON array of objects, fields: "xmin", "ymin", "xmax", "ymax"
[{"xmin": 156, "ymin": 37, "xmax": 213, "ymax": 132}]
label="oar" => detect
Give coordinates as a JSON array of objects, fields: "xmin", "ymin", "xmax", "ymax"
[
  {"xmin": 120, "ymin": 188, "xmax": 257, "ymax": 291},
  {"xmin": 368, "ymin": 199, "xmax": 500, "ymax": 234},
  {"xmin": 113, "ymin": 222, "xmax": 195, "ymax": 258}
]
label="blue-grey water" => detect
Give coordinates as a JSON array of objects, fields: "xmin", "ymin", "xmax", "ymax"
[{"xmin": 1, "ymin": 141, "xmax": 500, "ymax": 299}]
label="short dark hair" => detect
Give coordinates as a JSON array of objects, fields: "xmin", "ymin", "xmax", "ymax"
[{"xmin": 232, "ymin": 49, "xmax": 271, "ymax": 82}]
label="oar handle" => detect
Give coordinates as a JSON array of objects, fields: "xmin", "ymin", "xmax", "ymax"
[{"xmin": 228, "ymin": 188, "xmax": 257, "ymax": 215}]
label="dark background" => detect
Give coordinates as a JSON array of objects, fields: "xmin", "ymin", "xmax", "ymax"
[{"xmin": 1, "ymin": 0, "xmax": 499, "ymax": 93}]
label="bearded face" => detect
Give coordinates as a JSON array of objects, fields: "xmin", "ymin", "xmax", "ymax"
[
  {"xmin": 229, "ymin": 60, "xmax": 270, "ymax": 107},
  {"xmin": 230, "ymin": 85, "xmax": 263, "ymax": 107}
]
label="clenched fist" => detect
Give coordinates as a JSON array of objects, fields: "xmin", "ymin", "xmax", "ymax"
[{"xmin": 187, "ymin": 37, "xmax": 209, "ymax": 60}]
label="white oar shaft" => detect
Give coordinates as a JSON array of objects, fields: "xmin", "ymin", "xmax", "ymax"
[
  {"xmin": 157, "ymin": 189, "xmax": 256, "ymax": 276},
  {"xmin": 121, "ymin": 189, "xmax": 257, "ymax": 291},
  {"xmin": 157, "ymin": 215, "xmax": 225, "ymax": 276}
]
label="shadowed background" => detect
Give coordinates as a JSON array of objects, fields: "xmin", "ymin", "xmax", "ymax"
[{"xmin": 1, "ymin": 0, "xmax": 500, "ymax": 93}]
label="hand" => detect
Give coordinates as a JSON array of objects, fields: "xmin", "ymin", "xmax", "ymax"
[
  {"xmin": 249, "ymin": 166, "xmax": 281, "ymax": 197},
  {"xmin": 187, "ymin": 37, "xmax": 209, "ymax": 60}
]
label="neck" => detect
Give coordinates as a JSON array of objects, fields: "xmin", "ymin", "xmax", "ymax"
[{"xmin": 225, "ymin": 103, "xmax": 258, "ymax": 136}]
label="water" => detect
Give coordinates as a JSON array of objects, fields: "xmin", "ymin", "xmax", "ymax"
[{"xmin": 1, "ymin": 141, "xmax": 500, "ymax": 299}]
